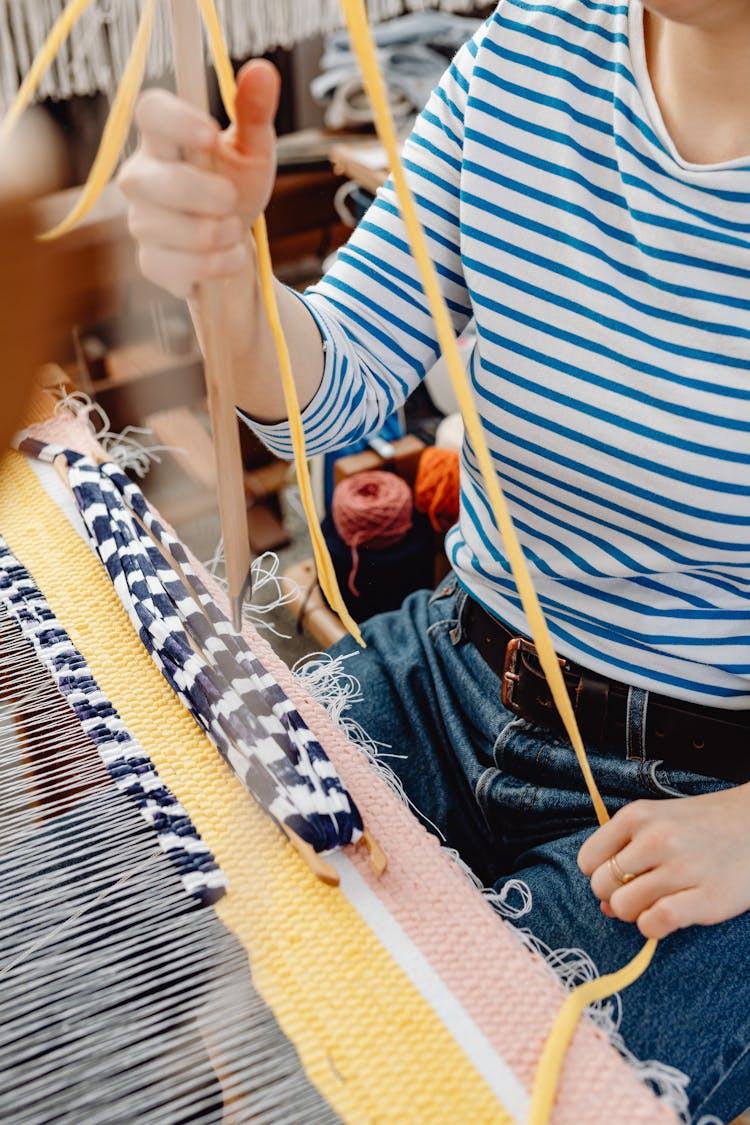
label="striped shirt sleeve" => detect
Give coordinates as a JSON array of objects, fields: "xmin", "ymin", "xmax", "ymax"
[{"xmin": 246, "ymin": 22, "xmax": 488, "ymax": 460}]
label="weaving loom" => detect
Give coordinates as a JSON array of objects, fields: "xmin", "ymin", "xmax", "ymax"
[
  {"xmin": 0, "ymin": 2, "xmax": 682, "ymax": 1122},
  {"xmin": 0, "ymin": 404, "xmax": 677, "ymax": 1124}
]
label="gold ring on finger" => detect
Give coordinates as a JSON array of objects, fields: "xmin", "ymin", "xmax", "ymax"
[{"xmin": 608, "ymin": 854, "xmax": 637, "ymax": 886}]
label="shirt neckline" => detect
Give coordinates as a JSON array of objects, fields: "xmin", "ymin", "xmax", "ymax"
[{"xmin": 628, "ymin": 0, "xmax": 750, "ymax": 174}]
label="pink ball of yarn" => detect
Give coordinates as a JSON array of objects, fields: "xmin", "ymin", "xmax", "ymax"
[{"xmin": 332, "ymin": 470, "xmax": 413, "ymax": 596}]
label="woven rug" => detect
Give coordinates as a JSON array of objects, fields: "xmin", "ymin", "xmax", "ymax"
[{"xmin": 0, "ymin": 412, "xmax": 677, "ymax": 1125}]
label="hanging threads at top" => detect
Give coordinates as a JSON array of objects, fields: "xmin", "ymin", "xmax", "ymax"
[{"xmin": 0, "ymin": 0, "xmax": 482, "ymax": 116}]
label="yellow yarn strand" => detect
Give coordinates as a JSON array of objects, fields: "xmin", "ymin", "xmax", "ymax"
[
  {"xmin": 0, "ymin": 0, "xmax": 97, "ymax": 144},
  {"xmin": 338, "ymin": 0, "xmax": 607, "ymax": 826},
  {"xmin": 528, "ymin": 938, "xmax": 658, "ymax": 1125},
  {"xmin": 194, "ymin": 0, "xmax": 236, "ymax": 116},
  {"xmin": 40, "ymin": 0, "xmax": 156, "ymax": 241},
  {"xmin": 197, "ymin": 0, "xmax": 365, "ymax": 646},
  {"xmin": 253, "ymin": 217, "xmax": 365, "ymax": 645},
  {"xmin": 338, "ymin": 0, "xmax": 658, "ymax": 1120}
]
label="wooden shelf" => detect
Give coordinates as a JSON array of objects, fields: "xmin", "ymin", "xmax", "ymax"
[{"xmin": 330, "ymin": 140, "xmax": 391, "ymax": 196}]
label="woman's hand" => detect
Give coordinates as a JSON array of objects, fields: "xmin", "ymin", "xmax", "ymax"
[
  {"xmin": 577, "ymin": 783, "xmax": 750, "ymax": 939},
  {"xmin": 118, "ymin": 58, "xmax": 280, "ymax": 299}
]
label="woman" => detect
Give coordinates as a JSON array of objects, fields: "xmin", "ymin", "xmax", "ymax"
[{"xmin": 120, "ymin": 2, "xmax": 750, "ymax": 1118}]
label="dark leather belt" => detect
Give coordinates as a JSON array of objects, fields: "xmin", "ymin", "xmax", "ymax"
[{"xmin": 462, "ymin": 594, "xmax": 750, "ymax": 785}]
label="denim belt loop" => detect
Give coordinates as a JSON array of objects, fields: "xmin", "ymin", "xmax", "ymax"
[
  {"xmin": 625, "ymin": 686, "xmax": 649, "ymax": 761},
  {"xmin": 450, "ymin": 588, "xmax": 469, "ymax": 646}
]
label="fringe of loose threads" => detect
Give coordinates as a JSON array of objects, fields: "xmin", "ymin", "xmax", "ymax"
[
  {"xmin": 0, "ymin": 0, "xmax": 481, "ymax": 114},
  {"xmin": 51, "ymin": 388, "xmax": 181, "ymax": 477}
]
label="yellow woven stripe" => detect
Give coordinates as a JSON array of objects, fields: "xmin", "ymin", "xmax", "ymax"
[{"xmin": 0, "ymin": 452, "xmax": 514, "ymax": 1125}]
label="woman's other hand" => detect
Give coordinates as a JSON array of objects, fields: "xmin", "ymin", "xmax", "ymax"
[{"xmin": 577, "ymin": 784, "xmax": 750, "ymax": 939}]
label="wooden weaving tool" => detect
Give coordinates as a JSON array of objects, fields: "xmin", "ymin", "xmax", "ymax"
[{"xmin": 169, "ymin": 0, "xmax": 252, "ymax": 633}]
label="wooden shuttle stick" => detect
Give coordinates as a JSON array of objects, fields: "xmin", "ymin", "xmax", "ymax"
[{"xmin": 169, "ymin": 0, "xmax": 252, "ymax": 632}]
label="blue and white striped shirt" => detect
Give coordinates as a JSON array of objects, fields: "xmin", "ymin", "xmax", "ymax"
[{"xmin": 250, "ymin": 0, "xmax": 750, "ymax": 707}]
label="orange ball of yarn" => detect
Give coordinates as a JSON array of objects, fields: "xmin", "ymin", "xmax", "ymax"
[
  {"xmin": 414, "ymin": 447, "xmax": 460, "ymax": 533},
  {"xmin": 332, "ymin": 470, "xmax": 414, "ymax": 595}
]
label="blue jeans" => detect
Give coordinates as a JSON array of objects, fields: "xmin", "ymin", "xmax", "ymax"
[{"xmin": 329, "ymin": 574, "xmax": 750, "ymax": 1123}]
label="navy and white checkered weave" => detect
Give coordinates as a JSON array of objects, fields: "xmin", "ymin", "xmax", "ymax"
[
  {"xmin": 0, "ymin": 533, "xmax": 226, "ymax": 904},
  {"xmin": 21, "ymin": 439, "xmax": 364, "ymax": 855}
]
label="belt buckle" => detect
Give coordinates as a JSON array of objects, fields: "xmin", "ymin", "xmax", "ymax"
[
  {"xmin": 502, "ymin": 637, "xmax": 524, "ymax": 713},
  {"xmin": 502, "ymin": 636, "xmax": 567, "ymax": 716}
]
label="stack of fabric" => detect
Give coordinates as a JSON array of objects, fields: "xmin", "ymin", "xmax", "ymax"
[{"xmin": 311, "ymin": 11, "xmax": 484, "ymax": 130}]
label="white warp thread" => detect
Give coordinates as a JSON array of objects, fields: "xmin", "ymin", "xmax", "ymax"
[{"xmin": 0, "ymin": 0, "xmax": 481, "ymax": 114}]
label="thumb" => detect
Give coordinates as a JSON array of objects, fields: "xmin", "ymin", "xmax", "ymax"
[{"xmin": 232, "ymin": 59, "xmax": 281, "ymax": 156}]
